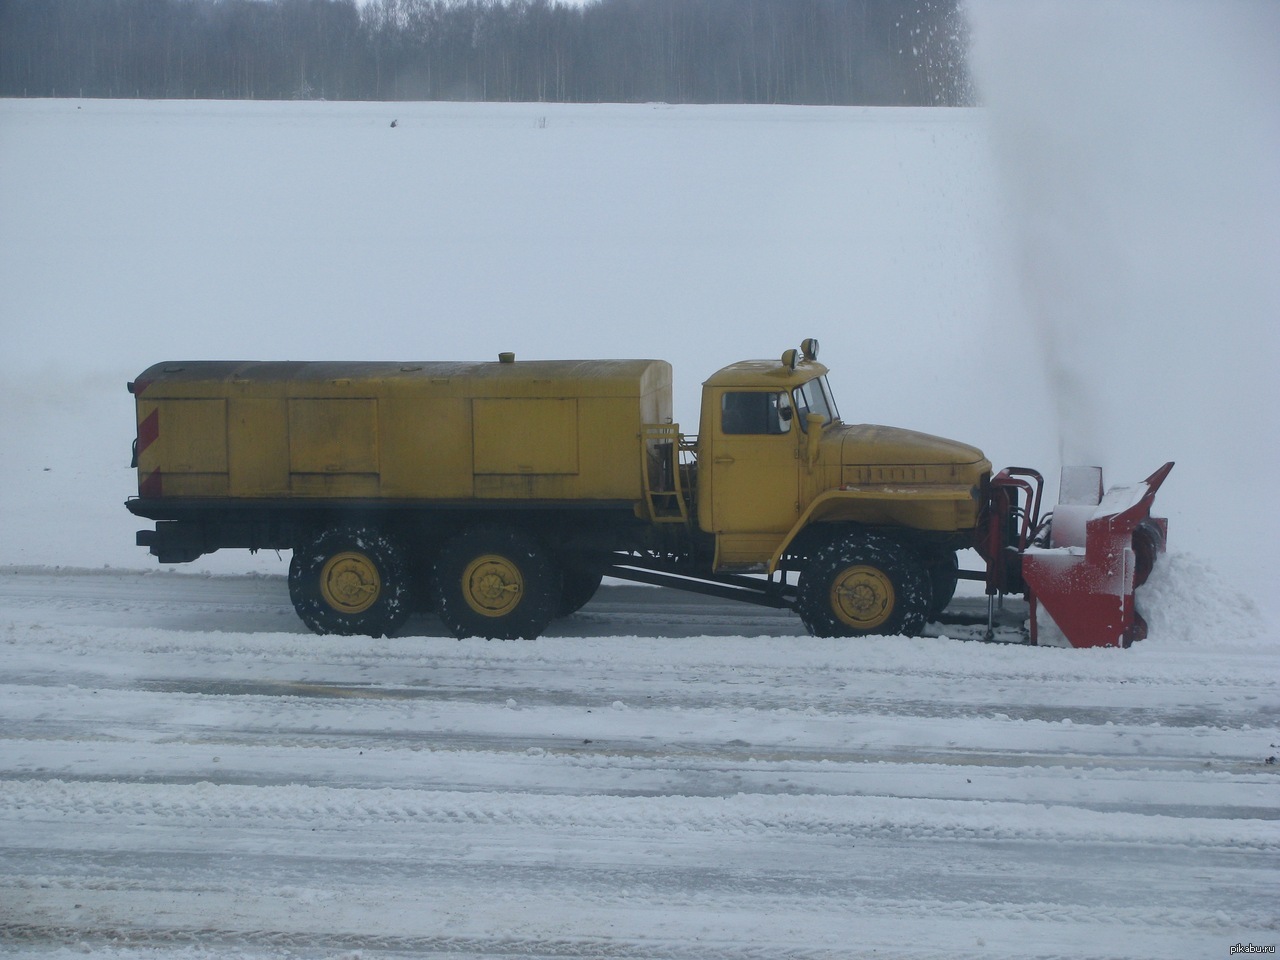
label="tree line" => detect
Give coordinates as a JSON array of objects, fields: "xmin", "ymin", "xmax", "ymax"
[{"xmin": 0, "ymin": 0, "xmax": 971, "ymax": 106}]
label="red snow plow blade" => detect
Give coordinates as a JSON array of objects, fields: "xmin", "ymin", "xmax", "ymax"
[{"xmin": 981, "ymin": 462, "xmax": 1174, "ymax": 648}]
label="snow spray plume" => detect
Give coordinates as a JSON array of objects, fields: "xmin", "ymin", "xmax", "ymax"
[{"xmin": 964, "ymin": 0, "xmax": 1280, "ymax": 615}]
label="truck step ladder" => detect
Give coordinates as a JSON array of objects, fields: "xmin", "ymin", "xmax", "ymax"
[{"xmin": 640, "ymin": 424, "xmax": 691, "ymax": 524}]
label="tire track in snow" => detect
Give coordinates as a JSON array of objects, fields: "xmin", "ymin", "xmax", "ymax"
[
  {"xmin": 4, "ymin": 780, "xmax": 1277, "ymax": 851},
  {"xmin": 0, "ymin": 922, "xmax": 1170, "ymax": 960},
  {"xmin": 3, "ymin": 678, "xmax": 1275, "ymax": 774}
]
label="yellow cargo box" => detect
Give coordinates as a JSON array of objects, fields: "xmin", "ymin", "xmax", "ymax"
[{"xmin": 130, "ymin": 358, "xmax": 673, "ymax": 504}]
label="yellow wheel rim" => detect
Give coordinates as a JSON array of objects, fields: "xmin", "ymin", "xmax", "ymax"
[
  {"xmin": 320, "ymin": 551, "xmax": 381, "ymax": 614},
  {"xmin": 830, "ymin": 565, "xmax": 895, "ymax": 631},
  {"xmin": 463, "ymin": 554, "xmax": 524, "ymax": 617}
]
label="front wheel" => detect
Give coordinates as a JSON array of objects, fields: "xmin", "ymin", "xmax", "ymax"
[
  {"xmin": 796, "ymin": 532, "xmax": 931, "ymax": 638},
  {"xmin": 289, "ymin": 525, "xmax": 414, "ymax": 637},
  {"xmin": 926, "ymin": 550, "xmax": 960, "ymax": 618},
  {"xmin": 433, "ymin": 525, "xmax": 562, "ymax": 639},
  {"xmin": 557, "ymin": 560, "xmax": 605, "ymax": 617}
]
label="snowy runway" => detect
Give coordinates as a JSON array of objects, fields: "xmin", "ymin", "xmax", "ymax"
[{"xmin": 1, "ymin": 569, "xmax": 1275, "ymax": 958}]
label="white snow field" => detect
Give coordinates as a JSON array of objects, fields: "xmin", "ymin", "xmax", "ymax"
[
  {"xmin": 1, "ymin": 4, "xmax": 1279, "ymax": 953},
  {"xmin": 0, "ymin": 563, "xmax": 1276, "ymax": 960}
]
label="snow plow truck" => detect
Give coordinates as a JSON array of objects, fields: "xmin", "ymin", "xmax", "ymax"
[{"xmin": 126, "ymin": 340, "xmax": 1173, "ymax": 647}]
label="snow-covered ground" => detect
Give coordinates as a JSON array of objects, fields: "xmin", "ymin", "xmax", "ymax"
[
  {"xmin": 0, "ymin": 565, "xmax": 1276, "ymax": 959},
  {"xmin": 2, "ymin": 4, "xmax": 1278, "ymax": 952}
]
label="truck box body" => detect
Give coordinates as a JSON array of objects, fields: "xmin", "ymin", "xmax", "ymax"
[{"xmin": 131, "ymin": 359, "xmax": 673, "ymax": 505}]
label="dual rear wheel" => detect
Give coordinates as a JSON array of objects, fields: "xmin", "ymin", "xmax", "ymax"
[{"xmin": 289, "ymin": 523, "xmax": 600, "ymax": 639}]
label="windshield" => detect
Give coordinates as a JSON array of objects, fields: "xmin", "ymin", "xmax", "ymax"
[{"xmin": 794, "ymin": 376, "xmax": 839, "ymax": 430}]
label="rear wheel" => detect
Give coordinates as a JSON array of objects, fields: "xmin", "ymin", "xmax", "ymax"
[
  {"xmin": 926, "ymin": 550, "xmax": 960, "ymax": 618},
  {"xmin": 408, "ymin": 548, "xmax": 438, "ymax": 613},
  {"xmin": 433, "ymin": 526, "xmax": 562, "ymax": 639},
  {"xmin": 557, "ymin": 563, "xmax": 605, "ymax": 617},
  {"xmin": 289, "ymin": 526, "xmax": 413, "ymax": 637},
  {"xmin": 796, "ymin": 532, "xmax": 931, "ymax": 638}
]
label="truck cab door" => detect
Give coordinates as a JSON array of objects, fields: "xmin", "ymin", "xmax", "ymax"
[{"xmin": 704, "ymin": 389, "xmax": 801, "ymax": 569}]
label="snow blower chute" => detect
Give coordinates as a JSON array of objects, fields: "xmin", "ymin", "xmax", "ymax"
[{"xmin": 978, "ymin": 462, "xmax": 1174, "ymax": 647}]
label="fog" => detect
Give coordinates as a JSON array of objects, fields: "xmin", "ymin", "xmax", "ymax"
[{"xmin": 966, "ymin": 0, "xmax": 1280, "ymax": 612}]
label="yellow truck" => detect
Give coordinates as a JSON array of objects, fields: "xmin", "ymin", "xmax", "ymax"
[{"xmin": 126, "ymin": 340, "xmax": 1172, "ymax": 647}]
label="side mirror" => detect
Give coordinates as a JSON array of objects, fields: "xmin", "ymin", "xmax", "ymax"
[{"xmin": 806, "ymin": 413, "xmax": 826, "ymax": 467}]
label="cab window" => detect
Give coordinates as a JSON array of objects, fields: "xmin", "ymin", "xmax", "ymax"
[
  {"xmin": 721, "ymin": 391, "xmax": 793, "ymax": 435},
  {"xmin": 795, "ymin": 377, "xmax": 839, "ymax": 431}
]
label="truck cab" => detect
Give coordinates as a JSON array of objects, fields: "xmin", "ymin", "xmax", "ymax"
[{"xmin": 694, "ymin": 340, "xmax": 991, "ymax": 579}]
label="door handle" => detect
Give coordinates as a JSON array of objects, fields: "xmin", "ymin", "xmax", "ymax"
[{"xmin": 714, "ymin": 456, "xmax": 735, "ymax": 464}]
